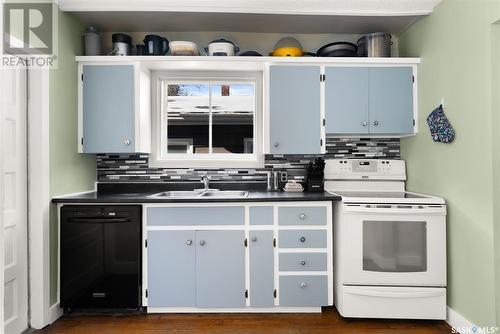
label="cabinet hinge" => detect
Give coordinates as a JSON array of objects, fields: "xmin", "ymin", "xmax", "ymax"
[
  {"xmin": 320, "ymin": 74, "xmax": 326, "ymax": 82},
  {"xmin": 145, "ymin": 289, "xmax": 148, "ymax": 298},
  {"xmin": 81, "ymin": 137, "xmax": 83, "ymax": 146},
  {"xmin": 244, "ymin": 238, "xmax": 248, "ymax": 247},
  {"xmin": 245, "ymin": 290, "xmax": 248, "ymax": 298},
  {"xmin": 412, "ymin": 75, "xmax": 414, "ymax": 83},
  {"xmin": 413, "ymin": 119, "xmax": 416, "ymax": 126},
  {"xmin": 81, "ymin": 73, "xmax": 83, "ymax": 81},
  {"xmin": 323, "ymin": 118, "xmax": 326, "ymax": 126},
  {"xmin": 273, "ymin": 289, "xmax": 277, "ymax": 298},
  {"xmin": 145, "ymin": 239, "xmax": 147, "ymax": 248},
  {"xmin": 273, "ymin": 238, "xmax": 276, "ymax": 247},
  {"xmin": 320, "ymin": 139, "xmax": 323, "ymax": 146}
]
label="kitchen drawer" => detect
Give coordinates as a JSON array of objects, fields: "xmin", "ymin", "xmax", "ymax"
[
  {"xmin": 279, "ymin": 275, "xmax": 328, "ymax": 306},
  {"xmin": 278, "ymin": 230, "xmax": 327, "ymax": 249},
  {"xmin": 342, "ymin": 286, "xmax": 446, "ymax": 319},
  {"xmin": 279, "ymin": 252, "xmax": 327, "ymax": 271},
  {"xmin": 249, "ymin": 206, "xmax": 273, "ymax": 225},
  {"xmin": 278, "ymin": 207, "xmax": 326, "ymax": 226},
  {"xmin": 147, "ymin": 207, "xmax": 244, "ymax": 226}
]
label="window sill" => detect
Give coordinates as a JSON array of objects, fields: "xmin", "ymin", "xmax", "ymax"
[{"xmin": 148, "ymin": 155, "xmax": 265, "ymax": 169}]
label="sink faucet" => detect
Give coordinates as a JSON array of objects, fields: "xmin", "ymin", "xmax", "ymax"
[{"xmin": 201, "ymin": 174, "xmax": 210, "ymax": 191}]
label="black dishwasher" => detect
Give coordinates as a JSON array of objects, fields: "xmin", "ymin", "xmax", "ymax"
[{"xmin": 60, "ymin": 205, "xmax": 141, "ymax": 310}]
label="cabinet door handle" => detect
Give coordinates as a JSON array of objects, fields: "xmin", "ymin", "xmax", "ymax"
[
  {"xmin": 273, "ymin": 142, "xmax": 280, "ymax": 148},
  {"xmin": 299, "ymin": 236, "xmax": 306, "ymax": 243},
  {"xmin": 299, "ymin": 259, "xmax": 306, "ymax": 266},
  {"xmin": 186, "ymin": 240, "xmax": 192, "ymax": 246},
  {"xmin": 124, "ymin": 139, "xmax": 131, "ymax": 146},
  {"xmin": 251, "ymin": 236, "xmax": 257, "ymax": 242},
  {"xmin": 298, "ymin": 213, "xmax": 306, "ymax": 220},
  {"xmin": 373, "ymin": 121, "xmax": 379, "ymax": 126},
  {"xmin": 299, "ymin": 282, "xmax": 307, "ymax": 288},
  {"xmin": 361, "ymin": 121, "xmax": 368, "ymax": 126},
  {"xmin": 199, "ymin": 240, "xmax": 206, "ymax": 246}
]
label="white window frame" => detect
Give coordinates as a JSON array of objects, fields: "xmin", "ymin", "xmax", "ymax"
[{"xmin": 150, "ymin": 70, "xmax": 264, "ymax": 168}]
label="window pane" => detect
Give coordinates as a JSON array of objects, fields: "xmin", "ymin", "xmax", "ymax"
[
  {"xmin": 363, "ymin": 221, "xmax": 427, "ymax": 272},
  {"xmin": 211, "ymin": 84, "xmax": 255, "ymax": 154},
  {"xmin": 165, "ymin": 84, "xmax": 209, "ymax": 154}
]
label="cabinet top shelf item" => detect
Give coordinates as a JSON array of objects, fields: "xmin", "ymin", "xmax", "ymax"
[{"xmin": 76, "ymin": 56, "xmax": 420, "ymax": 71}]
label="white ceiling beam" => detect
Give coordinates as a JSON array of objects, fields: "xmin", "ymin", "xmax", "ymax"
[{"xmin": 59, "ymin": 0, "xmax": 442, "ymax": 16}]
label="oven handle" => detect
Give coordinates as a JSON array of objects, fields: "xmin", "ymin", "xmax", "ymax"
[
  {"xmin": 343, "ymin": 205, "xmax": 446, "ymax": 215},
  {"xmin": 66, "ymin": 217, "xmax": 131, "ymax": 224},
  {"xmin": 346, "ymin": 288, "xmax": 444, "ymax": 299}
]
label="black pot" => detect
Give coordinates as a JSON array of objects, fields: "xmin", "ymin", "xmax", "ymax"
[
  {"xmin": 239, "ymin": 51, "xmax": 262, "ymax": 56},
  {"xmin": 143, "ymin": 34, "xmax": 169, "ymax": 55},
  {"xmin": 316, "ymin": 42, "xmax": 358, "ymax": 57}
]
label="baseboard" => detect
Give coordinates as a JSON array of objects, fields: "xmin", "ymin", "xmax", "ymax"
[
  {"xmin": 49, "ymin": 303, "xmax": 63, "ymax": 324},
  {"xmin": 447, "ymin": 306, "xmax": 476, "ymax": 333}
]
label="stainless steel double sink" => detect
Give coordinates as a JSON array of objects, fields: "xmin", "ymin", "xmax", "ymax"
[{"xmin": 148, "ymin": 189, "xmax": 249, "ymax": 199}]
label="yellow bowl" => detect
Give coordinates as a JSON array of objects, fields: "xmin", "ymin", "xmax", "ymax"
[{"xmin": 269, "ymin": 47, "xmax": 304, "ymax": 57}]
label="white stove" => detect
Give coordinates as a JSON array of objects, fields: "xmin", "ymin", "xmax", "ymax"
[{"xmin": 325, "ymin": 159, "xmax": 447, "ymax": 320}]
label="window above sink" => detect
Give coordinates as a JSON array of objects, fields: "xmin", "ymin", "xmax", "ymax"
[{"xmin": 150, "ymin": 71, "xmax": 264, "ymax": 168}]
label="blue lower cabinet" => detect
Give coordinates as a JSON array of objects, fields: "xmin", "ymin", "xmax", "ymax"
[
  {"xmin": 279, "ymin": 275, "xmax": 328, "ymax": 307},
  {"xmin": 196, "ymin": 230, "xmax": 246, "ymax": 307},
  {"xmin": 249, "ymin": 230, "xmax": 274, "ymax": 307},
  {"xmin": 147, "ymin": 230, "xmax": 196, "ymax": 307}
]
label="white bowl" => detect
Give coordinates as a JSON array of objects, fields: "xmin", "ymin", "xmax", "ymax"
[{"xmin": 169, "ymin": 41, "xmax": 199, "ymax": 56}]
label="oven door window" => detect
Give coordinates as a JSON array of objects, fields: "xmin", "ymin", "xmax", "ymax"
[{"xmin": 363, "ymin": 221, "xmax": 427, "ymax": 272}]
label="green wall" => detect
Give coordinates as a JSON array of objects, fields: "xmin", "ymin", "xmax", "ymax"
[
  {"xmin": 492, "ymin": 21, "xmax": 500, "ymax": 327},
  {"xmin": 398, "ymin": 0, "xmax": 499, "ymax": 326},
  {"xmin": 49, "ymin": 11, "xmax": 96, "ymax": 304}
]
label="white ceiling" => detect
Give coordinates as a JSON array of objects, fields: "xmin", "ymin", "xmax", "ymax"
[{"xmin": 60, "ymin": 0, "xmax": 443, "ymax": 34}]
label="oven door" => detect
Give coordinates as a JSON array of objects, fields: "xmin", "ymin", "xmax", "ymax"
[{"xmin": 341, "ymin": 203, "xmax": 446, "ymax": 286}]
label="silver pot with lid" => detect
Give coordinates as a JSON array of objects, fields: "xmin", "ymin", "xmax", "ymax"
[
  {"xmin": 357, "ymin": 32, "xmax": 392, "ymax": 57},
  {"xmin": 112, "ymin": 33, "xmax": 132, "ymax": 56}
]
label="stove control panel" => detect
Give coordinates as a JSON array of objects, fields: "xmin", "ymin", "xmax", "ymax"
[{"xmin": 324, "ymin": 159, "xmax": 406, "ymax": 180}]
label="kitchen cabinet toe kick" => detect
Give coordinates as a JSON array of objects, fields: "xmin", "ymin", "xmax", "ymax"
[{"xmin": 146, "ymin": 307, "xmax": 323, "ymax": 313}]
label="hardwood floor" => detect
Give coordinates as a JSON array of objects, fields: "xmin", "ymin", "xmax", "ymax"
[{"xmin": 35, "ymin": 307, "xmax": 451, "ymax": 334}]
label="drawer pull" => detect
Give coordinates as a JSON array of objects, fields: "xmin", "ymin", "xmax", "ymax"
[
  {"xmin": 186, "ymin": 239, "xmax": 192, "ymax": 246},
  {"xmin": 199, "ymin": 240, "xmax": 206, "ymax": 246},
  {"xmin": 299, "ymin": 236, "xmax": 306, "ymax": 243},
  {"xmin": 298, "ymin": 213, "xmax": 306, "ymax": 220},
  {"xmin": 299, "ymin": 282, "xmax": 307, "ymax": 288},
  {"xmin": 251, "ymin": 236, "xmax": 257, "ymax": 242},
  {"xmin": 299, "ymin": 259, "xmax": 306, "ymax": 266}
]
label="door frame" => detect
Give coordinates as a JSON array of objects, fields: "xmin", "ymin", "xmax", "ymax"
[{"xmin": 27, "ymin": 69, "xmax": 60, "ymax": 328}]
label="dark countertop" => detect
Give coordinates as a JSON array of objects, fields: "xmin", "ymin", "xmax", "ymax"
[{"xmin": 51, "ymin": 190, "xmax": 341, "ymax": 204}]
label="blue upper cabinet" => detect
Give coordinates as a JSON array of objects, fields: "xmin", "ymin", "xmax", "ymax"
[
  {"xmin": 79, "ymin": 64, "xmax": 150, "ymax": 153},
  {"xmin": 82, "ymin": 65, "xmax": 135, "ymax": 153},
  {"xmin": 369, "ymin": 67, "xmax": 414, "ymax": 134},
  {"xmin": 325, "ymin": 67, "xmax": 369, "ymax": 134},
  {"xmin": 325, "ymin": 66, "xmax": 415, "ymax": 136},
  {"xmin": 269, "ymin": 66, "xmax": 322, "ymax": 154}
]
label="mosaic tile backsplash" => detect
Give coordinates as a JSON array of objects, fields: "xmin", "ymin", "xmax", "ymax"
[{"xmin": 97, "ymin": 137, "xmax": 400, "ymax": 183}]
